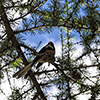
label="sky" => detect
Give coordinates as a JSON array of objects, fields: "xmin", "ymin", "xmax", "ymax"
[{"xmin": 0, "ymin": 27, "xmax": 92, "ymax": 100}]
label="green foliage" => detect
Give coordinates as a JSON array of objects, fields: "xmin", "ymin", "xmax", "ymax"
[
  {"xmin": 8, "ymin": 87, "xmax": 22, "ymax": 100},
  {"xmin": 10, "ymin": 58, "xmax": 22, "ymax": 69}
]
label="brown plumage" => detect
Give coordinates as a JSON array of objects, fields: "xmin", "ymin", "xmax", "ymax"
[{"xmin": 13, "ymin": 41, "xmax": 55, "ymax": 78}]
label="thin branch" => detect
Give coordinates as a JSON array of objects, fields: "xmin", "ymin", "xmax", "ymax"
[
  {"xmin": 0, "ymin": 89, "xmax": 8, "ymax": 99},
  {"xmin": 33, "ymin": 0, "xmax": 47, "ymax": 11},
  {"xmin": 0, "ymin": 2, "xmax": 47, "ymax": 100},
  {"xmin": 78, "ymin": 31, "xmax": 99, "ymax": 63},
  {"xmin": 79, "ymin": 63, "xmax": 100, "ymax": 69},
  {"xmin": 79, "ymin": 69, "xmax": 97, "ymax": 85},
  {"xmin": 32, "ymin": 92, "xmax": 38, "ymax": 100},
  {"xmin": 0, "ymin": 56, "xmax": 19, "ymax": 70},
  {"xmin": 14, "ymin": 87, "xmax": 33, "ymax": 100},
  {"xmin": 0, "ymin": 45, "xmax": 13, "ymax": 54},
  {"xmin": 10, "ymin": 0, "xmax": 47, "ymax": 22},
  {"xmin": 72, "ymin": 89, "xmax": 89, "ymax": 98},
  {"xmin": 66, "ymin": 0, "xmax": 81, "ymax": 21},
  {"xmin": 19, "ymin": 43, "xmax": 37, "ymax": 55},
  {"xmin": 33, "ymin": 69, "xmax": 57, "ymax": 75},
  {"xmin": 52, "ymin": 63, "xmax": 100, "ymax": 71},
  {"xmin": 5, "ymin": 69, "xmax": 12, "ymax": 90},
  {"xmin": 75, "ymin": 48, "xmax": 100, "ymax": 61},
  {"xmin": 14, "ymin": 24, "xmax": 89, "ymax": 34},
  {"xmin": 51, "ymin": 62, "xmax": 92, "ymax": 89},
  {"xmin": 29, "ymin": 71, "xmax": 47, "ymax": 100},
  {"xmin": 0, "ymin": 33, "xmax": 7, "ymax": 40}
]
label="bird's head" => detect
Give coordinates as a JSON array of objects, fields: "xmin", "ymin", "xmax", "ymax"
[{"xmin": 47, "ymin": 41, "xmax": 55, "ymax": 50}]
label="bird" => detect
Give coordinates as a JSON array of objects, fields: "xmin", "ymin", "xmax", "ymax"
[{"xmin": 13, "ymin": 41, "xmax": 55, "ymax": 78}]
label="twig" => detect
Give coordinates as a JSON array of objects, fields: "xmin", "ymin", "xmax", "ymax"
[
  {"xmin": 0, "ymin": 56, "xmax": 19, "ymax": 70},
  {"xmin": 14, "ymin": 87, "xmax": 34, "ymax": 100},
  {"xmin": 5, "ymin": 69, "xmax": 12, "ymax": 90},
  {"xmin": 0, "ymin": 89, "xmax": 8, "ymax": 99},
  {"xmin": 79, "ymin": 69, "xmax": 97, "ymax": 85},
  {"xmin": 51, "ymin": 62, "xmax": 91, "ymax": 89},
  {"xmin": 0, "ymin": 45, "xmax": 13, "ymax": 54},
  {"xmin": 14, "ymin": 24, "xmax": 89, "ymax": 34},
  {"xmin": 66, "ymin": 0, "xmax": 81, "ymax": 21},
  {"xmin": 19, "ymin": 43, "xmax": 37, "ymax": 55},
  {"xmin": 79, "ymin": 63, "xmax": 100, "ymax": 69},
  {"xmin": 0, "ymin": 2, "xmax": 47, "ymax": 100},
  {"xmin": 32, "ymin": 92, "xmax": 38, "ymax": 100},
  {"xmin": 33, "ymin": 69, "xmax": 57, "ymax": 75},
  {"xmin": 9, "ymin": 0, "xmax": 47, "ymax": 22}
]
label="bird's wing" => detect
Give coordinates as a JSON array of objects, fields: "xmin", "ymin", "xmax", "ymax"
[
  {"xmin": 13, "ymin": 45, "xmax": 47, "ymax": 78},
  {"xmin": 13, "ymin": 42, "xmax": 55, "ymax": 78},
  {"xmin": 13, "ymin": 62, "xmax": 33, "ymax": 78}
]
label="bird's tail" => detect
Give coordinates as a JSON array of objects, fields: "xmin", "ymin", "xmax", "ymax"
[
  {"xmin": 13, "ymin": 61, "xmax": 35, "ymax": 78},
  {"xmin": 13, "ymin": 53, "xmax": 42, "ymax": 78}
]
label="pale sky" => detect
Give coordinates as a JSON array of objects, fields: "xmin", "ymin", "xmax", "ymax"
[{"xmin": 0, "ymin": 0, "xmax": 100, "ymax": 100}]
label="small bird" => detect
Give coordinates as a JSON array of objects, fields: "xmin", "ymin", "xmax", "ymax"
[{"xmin": 13, "ymin": 41, "xmax": 55, "ymax": 78}]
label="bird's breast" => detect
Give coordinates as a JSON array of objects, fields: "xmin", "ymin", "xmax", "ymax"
[{"xmin": 38, "ymin": 50, "xmax": 55, "ymax": 63}]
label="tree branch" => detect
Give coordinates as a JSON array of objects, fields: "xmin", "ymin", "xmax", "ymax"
[
  {"xmin": 14, "ymin": 24, "xmax": 89, "ymax": 34},
  {"xmin": 33, "ymin": 69, "xmax": 57, "ymax": 75},
  {"xmin": 66, "ymin": 0, "xmax": 81, "ymax": 21},
  {"xmin": 79, "ymin": 63, "xmax": 100, "ymax": 69},
  {"xmin": 9, "ymin": 0, "xmax": 47, "ymax": 22},
  {"xmin": 0, "ymin": 45, "xmax": 13, "ymax": 54},
  {"xmin": 0, "ymin": 56, "xmax": 19, "ymax": 70},
  {"xmin": 0, "ymin": 2, "xmax": 47, "ymax": 100},
  {"xmin": 14, "ymin": 87, "xmax": 34, "ymax": 100},
  {"xmin": 19, "ymin": 43, "xmax": 37, "ymax": 55},
  {"xmin": 51, "ymin": 62, "xmax": 92, "ymax": 89}
]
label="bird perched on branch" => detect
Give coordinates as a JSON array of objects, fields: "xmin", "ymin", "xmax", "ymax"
[{"xmin": 13, "ymin": 41, "xmax": 55, "ymax": 78}]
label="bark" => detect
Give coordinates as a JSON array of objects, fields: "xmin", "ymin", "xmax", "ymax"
[{"xmin": 0, "ymin": 2, "xmax": 47, "ymax": 100}]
